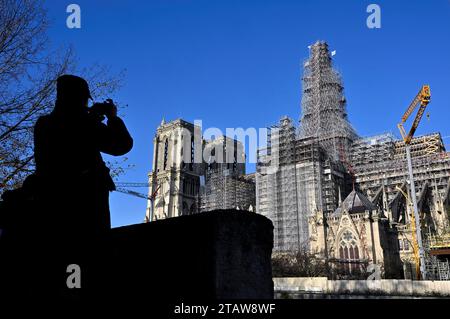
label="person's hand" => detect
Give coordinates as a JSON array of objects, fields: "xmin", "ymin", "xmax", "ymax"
[
  {"xmin": 106, "ymin": 104, "xmax": 118, "ymax": 119},
  {"xmin": 105, "ymin": 99, "xmax": 118, "ymax": 119}
]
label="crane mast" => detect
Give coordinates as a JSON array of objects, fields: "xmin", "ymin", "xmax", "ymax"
[{"xmin": 397, "ymin": 85, "xmax": 431, "ymax": 280}]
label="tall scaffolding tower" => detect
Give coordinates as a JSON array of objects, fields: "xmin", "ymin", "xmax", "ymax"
[
  {"xmin": 256, "ymin": 41, "xmax": 357, "ymax": 252},
  {"xmin": 256, "ymin": 117, "xmax": 303, "ymax": 251},
  {"xmin": 300, "ymin": 41, "xmax": 358, "ymax": 161},
  {"xmin": 255, "ymin": 41, "xmax": 450, "ymax": 276},
  {"xmin": 256, "ymin": 116, "xmax": 347, "ymax": 251}
]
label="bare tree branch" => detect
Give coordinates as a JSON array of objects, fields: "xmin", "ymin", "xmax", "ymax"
[{"xmin": 0, "ymin": 0, "xmax": 126, "ymax": 192}]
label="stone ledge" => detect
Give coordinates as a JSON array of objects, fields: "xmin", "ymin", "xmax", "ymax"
[{"xmin": 0, "ymin": 208, "xmax": 274, "ymax": 301}]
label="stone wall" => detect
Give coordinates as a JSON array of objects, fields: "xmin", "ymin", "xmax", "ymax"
[
  {"xmin": 274, "ymin": 277, "xmax": 450, "ymax": 297},
  {"xmin": 1, "ymin": 206, "xmax": 274, "ymax": 302},
  {"xmin": 108, "ymin": 210, "xmax": 274, "ymax": 300}
]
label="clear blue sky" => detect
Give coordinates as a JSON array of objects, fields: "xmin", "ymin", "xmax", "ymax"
[{"xmin": 44, "ymin": 0, "xmax": 450, "ymax": 227}]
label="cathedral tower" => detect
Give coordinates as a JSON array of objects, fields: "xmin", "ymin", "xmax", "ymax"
[
  {"xmin": 300, "ymin": 41, "xmax": 358, "ymax": 160},
  {"xmin": 146, "ymin": 119, "xmax": 203, "ymax": 221}
]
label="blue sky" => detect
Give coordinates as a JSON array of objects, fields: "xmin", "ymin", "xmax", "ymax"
[{"xmin": 44, "ymin": 0, "xmax": 450, "ymax": 227}]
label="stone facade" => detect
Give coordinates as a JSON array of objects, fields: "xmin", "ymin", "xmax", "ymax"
[
  {"xmin": 146, "ymin": 119, "xmax": 203, "ymax": 220},
  {"xmin": 309, "ymin": 190, "xmax": 403, "ymax": 279},
  {"xmin": 146, "ymin": 119, "xmax": 255, "ymax": 221}
]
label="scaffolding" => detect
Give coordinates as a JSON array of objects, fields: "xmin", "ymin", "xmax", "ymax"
[
  {"xmin": 350, "ymin": 133, "xmax": 396, "ymax": 169},
  {"xmin": 393, "ymin": 133, "xmax": 445, "ymax": 160},
  {"xmin": 348, "ymin": 132, "xmax": 450, "ymax": 279},
  {"xmin": 254, "ymin": 41, "xmax": 449, "ymax": 263},
  {"xmin": 300, "ymin": 41, "xmax": 358, "ymax": 161},
  {"xmin": 256, "ymin": 116, "xmax": 350, "ymax": 252},
  {"xmin": 199, "ymin": 169, "xmax": 255, "ymax": 212},
  {"xmin": 256, "ymin": 41, "xmax": 358, "ymax": 252},
  {"xmin": 428, "ymin": 233, "xmax": 450, "ymax": 250},
  {"xmin": 425, "ymin": 256, "xmax": 450, "ymax": 280},
  {"xmin": 349, "ymin": 132, "xmax": 450, "ymax": 233},
  {"xmin": 256, "ymin": 117, "xmax": 304, "ymax": 251},
  {"xmin": 423, "ymin": 233, "xmax": 450, "ymax": 280}
]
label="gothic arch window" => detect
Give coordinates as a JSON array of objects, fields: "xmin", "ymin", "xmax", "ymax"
[
  {"xmin": 180, "ymin": 145, "xmax": 186, "ymax": 169},
  {"xmin": 403, "ymin": 238, "xmax": 409, "ymax": 251},
  {"xmin": 184, "ymin": 180, "xmax": 190, "ymax": 195},
  {"xmin": 163, "ymin": 138, "xmax": 169, "ymax": 170},
  {"xmin": 338, "ymin": 230, "xmax": 360, "ymax": 274},
  {"xmin": 233, "ymin": 146, "xmax": 238, "ymax": 171},
  {"xmin": 190, "ymin": 136, "xmax": 194, "ymax": 171}
]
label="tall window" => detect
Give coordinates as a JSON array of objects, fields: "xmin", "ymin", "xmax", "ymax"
[
  {"xmin": 338, "ymin": 230, "xmax": 360, "ymax": 274},
  {"xmin": 399, "ymin": 238, "xmax": 409, "ymax": 251},
  {"xmin": 181, "ymin": 146, "xmax": 186, "ymax": 169},
  {"xmin": 403, "ymin": 239, "xmax": 409, "ymax": 251},
  {"xmin": 163, "ymin": 139, "xmax": 169, "ymax": 170},
  {"xmin": 233, "ymin": 144, "xmax": 238, "ymax": 171},
  {"xmin": 190, "ymin": 137, "xmax": 194, "ymax": 171}
]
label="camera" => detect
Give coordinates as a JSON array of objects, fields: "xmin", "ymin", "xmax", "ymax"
[{"xmin": 88, "ymin": 98, "xmax": 115, "ymax": 120}]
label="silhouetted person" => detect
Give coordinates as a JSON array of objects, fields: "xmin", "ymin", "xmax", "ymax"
[
  {"xmin": 33, "ymin": 75, "xmax": 132, "ymax": 298},
  {"xmin": 34, "ymin": 75, "xmax": 133, "ymax": 239},
  {"xmin": 1, "ymin": 75, "xmax": 133, "ymax": 300}
]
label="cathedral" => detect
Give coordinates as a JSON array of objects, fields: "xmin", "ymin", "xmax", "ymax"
[
  {"xmin": 147, "ymin": 41, "xmax": 450, "ymax": 280},
  {"xmin": 146, "ymin": 119, "xmax": 255, "ymax": 221},
  {"xmin": 255, "ymin": 41, "xmax": 450, "ymax": 279},
  {"xmin": 309, "ymin": 190, "xmax": 403, "ymax": 279}
]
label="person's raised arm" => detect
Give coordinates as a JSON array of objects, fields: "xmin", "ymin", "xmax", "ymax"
[{"xmin": 95, "ymin": 104, "xmax": 133, "ymax": 156}]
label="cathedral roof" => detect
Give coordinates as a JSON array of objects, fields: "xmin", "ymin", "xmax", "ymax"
[{"xmin": 332, "ymin": 190, "xmax": 376, "ymax": 217}]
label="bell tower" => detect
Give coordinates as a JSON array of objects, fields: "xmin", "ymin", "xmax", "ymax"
[{"xmin": 146, "ymin": 119, "xmax": 203, "ymax": 221}]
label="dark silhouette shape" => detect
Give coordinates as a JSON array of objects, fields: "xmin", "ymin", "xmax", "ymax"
[
  {"xmin": 106, "ymin": 210, "xmax": 274, "ymax": 302},
  {"xmin": 33, "ymin": 75, "xmax": 133, "ymax": 236},
  {"xmin": 0, "ymin": 74, "xmax": 133, "ymax": 300},
  {"xmin": 0, "ymin": 77, "xmax": 275, "ymax": 305}
]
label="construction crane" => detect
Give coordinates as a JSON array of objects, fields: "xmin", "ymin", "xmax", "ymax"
[
  {"xmin": 114, "ymin": 176, "xmax": 173, "ymax": 222},
  {"xmin": 395, "ymin": 186, "xmax": 421, "ymax": 280},
  {"xmin": 397, "ymin": 85, "xmax": 431, "ymax": 280},
  {"xmin": 398, "ymin": 85, "xmax": 431, "ymax": 144},
  {"xmin": 115, "ymin": 182, "xmax": 149, "ymax": 188},
  {"xmin": 114, "ymin": 181, "xmax": 162, "ymax": 223}
]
